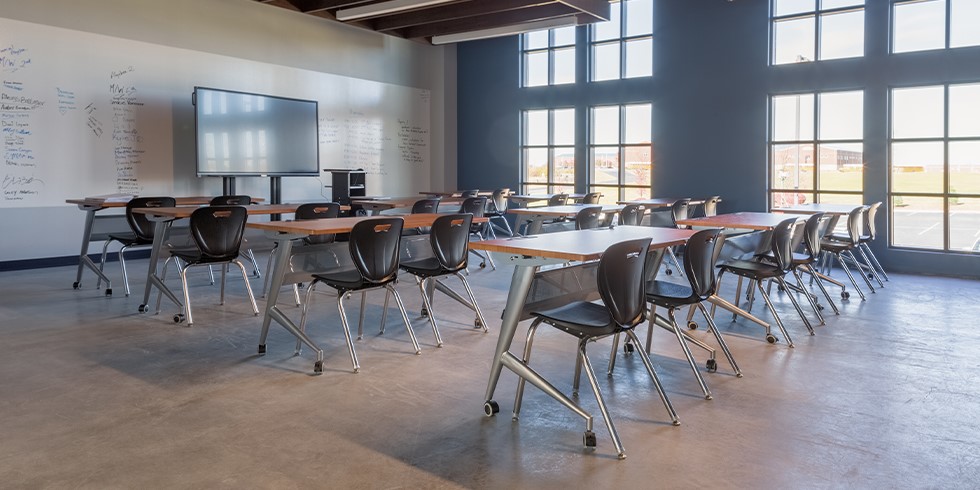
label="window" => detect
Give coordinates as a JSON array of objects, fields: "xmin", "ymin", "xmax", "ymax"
[
  {"xmin": 521, "ymin": 108, "xmax": 576, "ymax": 194},
  {"xmin": 522, "ymin": 27, "xmax": 576, "ymax": 87},
  {"xmin": 591, "ymin": 0, "xmax": 653, "ymax": 81},
  {"xmin": 769, "ymin": 91, "xmax": 864, "ymax": 209},
  {"xmin": 890, "ymin": 83, "xmax": 980, "ymax": 253},
  {"xmin": 893, "ymin": 0, "xmax": 980, "ymax": 53},
  {"xmin": 589, "ymin": 103, "xmax": 652, "ymax": 201},
  {"xmin": 771, "ymin": 0, "xmax": 865, "ymax": 64}
]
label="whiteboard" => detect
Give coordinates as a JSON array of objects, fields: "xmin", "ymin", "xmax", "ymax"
[{"xmin": 0, "ymin": 17, "xmax": 430, "ymax": 208}]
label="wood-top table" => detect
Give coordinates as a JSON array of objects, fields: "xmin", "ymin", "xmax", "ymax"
[
  {"xmin": 469, "ymin": 226, "xmax": 695, "ymax": 427},
  {"xmin": 508, "ymin": 193, "xmax": 587, "ymax": 207},
  {"xmin": 775, "ymin": 203, "xmax": 862, "ymax": 216},
  {"xmin": 352, "ymin": 196, "xmax": 465, "ymax": 215},
  {"xmin": 508, "ymin": 204, "xmax": 625, "ymax": 235},
  {"xmin": 616, "ymin": 197, "xmax": 708, "ymax": 207},
  {"xmin": 418, "ymin": 190, "xmax": 493, "ymax": 198},
  {"xmin": 247, "ymin": 213, "xmax": 487, "ymax": 374},
  {"xmin": 677, "ymin": 211, "xmax": 797, "ymax": 231}
]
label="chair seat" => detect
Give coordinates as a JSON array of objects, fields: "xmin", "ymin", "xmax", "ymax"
[
  {"xmin": 107, "ymin": 232, "xmax": 151, "ymax": 247},
  {"xmin": 171, "ymin": 246, "xmax": 239, "ymax": 265},
  {"xmin": 531, "ymin": 301, "xmax": 620, "ymax": 339},
  {"xmin": 760, "ymin": 251, "xmax": 814, "ymax": 266},
  {"xmin": 820, "ymin": 239, "xmax": 853, "ymax": 252},
  {"xmin": 646, "ymin": 280, "xmax": 697, "ymax": 308},
  {"xmin": 400, "ymin": 257, "xmax": 454, "ymax": 278},
  {"xmin": 719, "ymin": 259, "xmax": 784, "ymax": 278},
  {"xmin": 313, "ymin": 268, "xmax": 375, "ymax": 292}
]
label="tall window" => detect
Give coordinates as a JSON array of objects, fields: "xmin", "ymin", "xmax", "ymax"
[
  {"xmin": 892, "ymin": 0, "xmax": 980, "ymax": 53},
  {"xmin": 521, "ymin": 108, "xmax": 576, "ymax": 194},
  {"xmin": 890, "ymin": 84, "xmax": 980, "ymax": 253},
  {"xmin": 771, "ymin": 0, "xmax": 865, "ymax": 64},
  {"xmin": 589, "ymin": 104, "xmax": 652, "ymax": 201},
  {"xmin": 522, "ymin": 27, "xmax": 576, "ymax": 87},
  {"xmin": 591, "ymin": 0, "xmax": 653, "ymax": 81},
  {"xmin": 769, "ymin": 91, "xmax": 864, "ymax": 209}
]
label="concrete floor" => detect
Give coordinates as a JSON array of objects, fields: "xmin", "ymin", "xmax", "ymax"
[{"xmin": 1, "ymin": 255, "xmax": 979, "ymax": 489}]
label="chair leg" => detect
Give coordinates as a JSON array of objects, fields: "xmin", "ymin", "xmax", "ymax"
[
  {"xmin": 756, "ymin": 280, "xmax": 793, "ymax": 347},
  {"xmin": 666, "ymin": 309, "xmax": 712, "ymax": 400},
  {"xmin": 379, "ymin": 288, "xmax": 391, "ymax": 335},
  {"xmin": 731, "ymin": 275, "xmax": 744, "ymax": 322},
  {"xmin": 776, "ymin": 276, "xmax": 814, "ymax": 335},
  {"xmin": 793, "ymin": 268, "xmax": 825, "ymax": 325},
  {"xmin": 665, "ymin": 247, "xmax": 683, "ymax": 277},
  {"xmin": 233, "ymin": 259, "xmax": 259, "ymax": 316},
  {"xmin": 606, "ymin": 332, "xmax": 621, "ymax": 376},
  {"xmin": 97, "ymin": 239, "xmax": 113, "ymax": 290},
  {"xmin": 295, "ymin": 280, "xmax": 319, "ymax": 355},
  {"xmin": 578, "ymin": 339, "xmax": 626, "ymax": 460},
  {"xmin": 416, "ymin": 278, "xmax": 444, "ymax": 347},
  {"xmin": 156, "ymin": 256, "xmax": 178, "ymax": 314},
  {"xmin": 118, "ymin": 245, "xmax": 132, "ymax": 296},
  {"xmin": 261, "ymin": 243, "xmax": 278, "ymax": 298},
  {"xmin": 845, "ymin": 250, "xmax": 876, "ymax": 293},
  {"xmin": 861, "ymin": 242, "xmax": 889, "ymax": 281},
  {"xmin": 698, "ymin": 303, "xmax": 741, "ymax": 377},
  {"xmin": 803, "ymin": 265, "xmax": 840, "ymax": 315},
  {"xmin": 513, "ymin": 318, "xmax": 544, "ymax": 420},
  {"xmin": 357, "ymin": 291, "xmax": 367, "ymax": 340},
  {"xmin": 245, "ymin": 247, "xmax": 261, "ymax": 278},
  {"xmin": 219, "ymin": 263, "xmax": 227, "ymax": 305},
  {"xmin": 855, "ymin": 245, "xmax": 885, "ymax": 288},
  {"xmin": 624, "ymin": 329, "xmax": 680, "ymax": 425},
  {"xmin": 336, "ymin": 292, "xmax": 361, "ymax": 373},
  {"xmin": 456, "ymin": 273, "xmax": 490, "ymax": 332},
  {"xmin": 387, "ymin": 285, "xmax": 422, "ymax": 354},
  {"xmin": 179, "ymin": 265, "xmax": 194, "ymax": 327},
  {"xmin": 834, "ymin": 252, "xmax": 867, "ymax": 301}
]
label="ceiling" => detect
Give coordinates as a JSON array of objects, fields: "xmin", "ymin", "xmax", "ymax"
[{"xmin": 255, "ymin": 0, "xmax": 610, "ymax": 45}]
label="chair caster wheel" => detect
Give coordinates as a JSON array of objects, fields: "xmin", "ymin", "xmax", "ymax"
[
  {"xmin": 474, "ymin": 318, "xmax": 482, "ymax": 328},
  {"xmin": 688, "ymin": 321, "xmax": 698, "ymax": 330},
  {"xmin": 420, "ymin": 308, "xmax": 428, "ymax": 317},
  {"xmin": 105, "ymin": 288, "xmax": 112, "ymax": 296},
  {"xmin": 665, "ymin": 269, "xmax": 673, "ymax": 276},
  {"xmin": 257, "ymin": 344, "xmax": 266, "ymax": 354},
  {"xmin": 706, "ymin": 358, "xmax": 718, "ymax": 372},
  {"xmin": 138, "ymin": 304, "xmax": 148, "ymax": 313},
  {"xmin": 841, "ymin": 291, "xmax": 850, "ymax": 300},
  {"xmin": 816, "ymin": 303, "xmax": 825, "ymax": 310},
  {"xmin": 73, "ymin": 282, "xmax": 80, "ymax": 290},
  {"xmin": 583, "ymin": 431, "xmax": 597, "ymax": 448},
  {"xmin": 623, "ymin": 342, "xmax": 635, "ymax": 354},
  {"xmin": 173, "ymin": 314, "xmax": 184, "ymax": 323},
  {"xmin": 484, "ymin": 400, "xmax": 499, "ymax": 417},
  {"xmin": 313, "ymin": 360, "xmax": 323, "ymax": 374},
  {"xmin": 479, "ymin": 262, "xmax": 486, "ymax": 268},
  {"xmin": 766, "ymin": 333, "xmax": 778, "ymax": 344}
]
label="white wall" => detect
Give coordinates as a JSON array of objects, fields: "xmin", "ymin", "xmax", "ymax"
[{"xmin": 0, "ymin": 0, "xmax": 455, "ymax": 262}]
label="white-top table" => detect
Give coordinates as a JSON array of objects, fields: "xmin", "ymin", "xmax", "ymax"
[
  {"xmin": 508, "ymin": 204, "xmax": 625, "ymax": 235},
  {"xmin": 352, "ymin": 196, "xmax": 465, "ymax": 215}
]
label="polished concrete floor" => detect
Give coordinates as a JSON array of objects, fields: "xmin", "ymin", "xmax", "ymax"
[{"xmin": 1, "ymin": 254, "xmax": 979, "ymax": 489}]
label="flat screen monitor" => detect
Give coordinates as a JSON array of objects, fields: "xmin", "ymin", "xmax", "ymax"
[{"xmin": 194, "ymin": 87, "xmax": 319, "ymax": 176}]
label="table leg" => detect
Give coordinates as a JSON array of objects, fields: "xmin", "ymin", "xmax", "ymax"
[
  {"xmin": 257, "ymin": 235, "xmax": 325, "ymax": 374},
  {"xmin": 705, "ymin": 294, "xmax": 771, "ymax": 330},
  {"xmin": 139, "ymin": 220, "xmax": 180, "ymax": 313},
  {"xmin": 73, "ymin": 206, "xmax": 113, "ymax": 290}
]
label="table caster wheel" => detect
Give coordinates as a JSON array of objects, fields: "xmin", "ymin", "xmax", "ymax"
[
  {"xmin": 138, "ymin": 304, "xmax": 148, "ymax": 313},
  {"xmin": 257, "ymin": 344, "xmax": 266, "ymax": 354},
  {"xmin": 841, "ymin": 291, "xmax": 850, "ymax": 300},
  {"xmin": 474, "ymin": 318, "xmax": 482, "ymax": 328},
  {"xmin": 623, "ymin": 342, "xmax": 635, "ymax": 354},
  {"xmin": 816, "ymin": 303, "xmax": 824, "ymax": 310},
  {"xmin": 105, "ymin": 288, "xmax": 112, "ymax": 296},
  {"xmin": 688, "ymin": 321, "xmax": 698, "ymax": 330},
  {"xmin": 420, "ymin": 308, "xmax": 428, "ymax": 317},
  {"xmin": 479, "ymin": 262, "xmax": 486, "ymax": 268},
  {"xmin": 583, "ymin": 431, "xmax": 597, "ymax": 448},
  {"xmin": 665, "ymin": 269, "xmax": 673, "ymax": 276},
  {"xmin": 73, "ymin": 281, "xmax": 80, "ymax": 290},
  {"xmin": 706, "ymin": 358, "xmax": 718, "ymax": 373},
  {"xmin": 484, "ymin": 400, "xmax": 499, "ymax": 417},
  {"xmin": 766, "ymin": 333, "xmax": 778, "ymax": 344},
  {"xmin": 173, "ymin": 314, "xmax": 184, "ymax": 323},
  {"xmin": 313, "ymin": 360, "xmax": 323, "ymax": 375}
]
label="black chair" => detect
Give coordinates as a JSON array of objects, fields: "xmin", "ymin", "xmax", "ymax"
[
  {"xmin": 298, "ymin": 217, "xmax": 421, "ymax": 373},
  {"xmin": 406, "ymin": 198, "xmax": 440, "ymax": 235},
  {"xmin": 716, "ymin": 217, "xmax": 812, "ymax": 347},
  {"xmin": 261, "ymin": 202, "xmax": 341, "ymax": 301},
  {"xmin": 574, "ymin": 206, "xmax": 603, "ymax": 230},
  {"xmin": 619, "ymin": 204, "xmax": 646, "ymax": 226},
  {"xmin": 460, "ymin": 189, "xmax": 480, "ymax": 198},
  {"xmin": 625, "ymin": 229, "xmax": 741, "ymax": 400},
  {"xmin": 662, "ymin": 198, "xmax": 691, "ymax": 276},
  {"xmin": 460, "ymin": 196, "xmax": 495, "ymax": 270},
  {"xmin": 486, "ymin": 188, "xmax": 513, "ymax": 237},
  {"xmin": 547, "ymin": 193, "xmax": 569, "ymax": 206},
  {"xmin": 858, "ymin": 201, "xmax": 888, "ymax": 284},
  {"xmin": 166, "ymin": 206, "xmax": 258, "ymax": 326},
  {"xmin": 512, "ymin": 237, "xmax": 679, "ymax": 459},
  {"xmin": 703, "ymin": 195, "xmax": 721, "ymax": 217},
  {"xmin": 98, "ymin": 196, "xmax": 175, "ymax": 296},
  {"xmin": 210, "ymin": 195, "xmax": 261, "ymax": 278},
  {"xmin": 582, "ymin": 192, "xmax": 602, "ymax": 204},
  {"xmin": 819, "ymin": 206, "xmax": 874, "ymax": 301},
  {"xmin": 400, "ymin": 214, "xmax": 490, "ymax": 346},
  {"xmin": 787, "ymin": 212, "xmax": 840, "ymax": 319}
]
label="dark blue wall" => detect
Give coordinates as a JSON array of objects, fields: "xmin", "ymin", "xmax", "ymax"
[{"xmin": 457, "ymin": 0, "xmax": 980, "ymax": 278}]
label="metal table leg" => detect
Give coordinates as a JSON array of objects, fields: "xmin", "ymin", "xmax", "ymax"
[
  {"xmin": 73, "ymin": 204, "xmax": 113, "ymax": 291},
  {"xmin": 139, "ymin": 219, "xmax": 180, "ymax": 313}
]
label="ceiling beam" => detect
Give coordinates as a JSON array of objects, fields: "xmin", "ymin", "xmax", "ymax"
[
  {"xmin": 283, "ymin": 0, "xmax": 378, "ymax": 14},
  {"xmin": 400, "ymin": 3, "xmax": 579, "ymax": 39},
  {"xmin": 559, "ymin": 0, "xmax": 610, "ymax": 21},
  {"xmin": 373, "ymin": 0, "xmax": 550, "ymax": 32}
]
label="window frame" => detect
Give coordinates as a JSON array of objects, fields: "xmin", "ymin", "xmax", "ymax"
[
  {"xmin": 521, "ymin": 27, "xmax": 577, "ymax": 88},
  {"xmin": 770, "ymin": 0, "xmax": 866, "ymax": 65},
  {"xmin": 589, "ymin": 0, "xmax": 654, "ymax": 82},
  {"xmin": 520, "ymin": 108, "xmax": 577, "ymax": 194},
  {"xmin": 588, "ymin": 103, "xmax": 653, "ymax": 202}
]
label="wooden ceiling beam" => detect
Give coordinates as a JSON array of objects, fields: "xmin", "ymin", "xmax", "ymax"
[
  {"xmin": 373, "ymin": 0, "xmax": 551, "ymax": 32},
  {"xmin": 400, "ymin": 3, "xmax": 578, "ymax": 39},
  {"xmin": 559, "ymin": 0, "xmax": 610, "ymax": 21},
  {"xmin": 284, "ymin": 0, "xmax": 379, "ymax": 14}
]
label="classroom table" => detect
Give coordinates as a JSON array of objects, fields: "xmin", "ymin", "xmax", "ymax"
[
  {"xmin": 508, "ymin": 204, "xmax": 625, "ymax": 235},
  {"xmin": 418, "ymin": 190, "xmax": 493, "ymax": 198},
  {"xmin": 616, "ymin": 197, "xmax": 708, "ymax": 207},
  {"xmin": 66, "ymin": 196, "xmax": 234, "ymax": 293},
  {"xmin": 775, "ymin": 203, "xmax": 858, "ymax": 216},
  {"xmin": 508, "ymin": 193, "xmax": 587, "ymax": 207},
  {"xmin": 247, "ymin": 213, "xmax": 487, "ymax": 374},
  {"xmin": 131, "ymin": 203, "xmax": 316, "ymax": 314},
  {"xmin": 469, "ymin": 226, "xmax": 695, "ymax": 421},
  {"xmin": 352, "ymin": 196, "xmax": 465, "ymax": 215}
]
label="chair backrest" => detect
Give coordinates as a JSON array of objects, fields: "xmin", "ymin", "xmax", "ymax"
[
  {"xmin": 670, "ymin": 198, "xmax": 692, "ymax": 228},
  {"xmin": 619, "ymin": 204, "xmax": 646, "ymax": 226},
  {"xmin": 684, "ymin": 228, "xmax": 726, "ymax": 300},
  {"xmin": 189, "ymin": 206, "xmax": 248, "ymax": 260},
  {"xmin": 844, "ymin": 206, "xmax": 864, "ymax": 244},
  {"xmin": 547, "ymin": 193, "xmax": 568, "ymax": 206},
  {"xmin": 296, "ymin": 202, "xmax": 341, "ymax": 245},
  {"xmin": 583, "ymin": 192, "xmax": 602, "ymax": 204},
  {"xmin": 575, "ymin": 206, "xmax": 603, "ymax": 230},
  {"xmin": 429, "ymin": 214, "xmax": 472, "ymax": 273},
  {"xmin": 769, "ymin": 217, "xmax": 801, "ymax": 272},
  {"xmin": 126, "ymin": 196, "xmax": 176, "ymax": 241},
  {"xmin": 703, "ymin": 196, "xmax": 721, "ymax": 217},
  {"xmin": 461, "ymin": 197, "xmax": 488, "ymax": 233},
  {"xmin": 210, "ymin": 195, "xmax": 252, "ymax": 206},
  {"xmin": 490, "ymin": 188, "xmax": 509, "ymax": 214},
  {"xmin": 460, "ymin": 189, "xmax": 480, "ymax": 198},
  {"xmin": 411, "ymin": 198, "xmax": 440, "ymax": 214},
  {"xmin": 348, "ymin": 217, "xmax": 404, "ymax": 284},
  {"xmin": 597, "ymin": 238, "xmax": 652, "ymax": 328},
  {"xmin": 801, "ymin": 212, "xmax": 829, "ymax": 259},
  {"xmin": 864, "ymin": 201, "xmax": 881, "ymax": 239}
]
